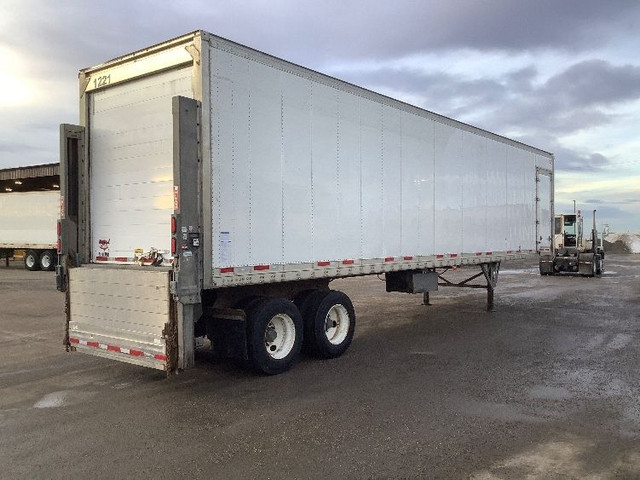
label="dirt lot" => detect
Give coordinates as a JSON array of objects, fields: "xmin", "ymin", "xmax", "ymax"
[{"xmin": 1, "ymin": 255, "xmax": 639, "ymax": 479}]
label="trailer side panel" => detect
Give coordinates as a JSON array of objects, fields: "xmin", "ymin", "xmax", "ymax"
[{"xmin": 207, "ymin": 39, "xmax": 552, "ymax": 287}]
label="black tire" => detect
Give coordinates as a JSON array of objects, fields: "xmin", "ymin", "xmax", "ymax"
[
  {"xmin": 39, "ymin": 250, "xmax": 56, "ymax": 271},
  {"xmin": 246, "ymin": 298, "xmax": 303, "ymax": 375},
  {"xmin": 293, "ymin": 289, "xmax": 319, "ymax": 311},
  {"xmin": 301, "ymin": 290, "xmax": 356, "ymax": 359},
  {"xmin": 294, "ymin": 289, "xmax": 329, "ymax": 347},
  {"xmin": 24, "ymin": 250, "xmax": 41, "ymax": 271}
]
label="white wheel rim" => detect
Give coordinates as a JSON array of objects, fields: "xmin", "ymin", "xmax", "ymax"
[
  {"xmin": 264, "ymin": 314, "xmax": 296, "ymax": 360},
  {"xmin": 41, "ymin": 255, "xmax": 51, "ymax": 269},
  {"xmin": 26, "ymin": 255, "xmax": 36, "ymax": 268},
  {"xmin": 324, "ymin": 304, "xmax": 350, "ymax": 345}
]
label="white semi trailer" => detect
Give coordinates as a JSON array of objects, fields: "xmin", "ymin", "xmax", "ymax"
[
  {"xmin": 58, "ymin": 31, "xmax": 554, "ymax": 375},
  {"xmin": 0, "ymin": 163, "xmax": 60, "ymax": 271}
]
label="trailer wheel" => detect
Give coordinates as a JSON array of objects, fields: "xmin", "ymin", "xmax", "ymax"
[
  {"xmin": 246, "ymin": 298, "xmax": 303, "ymax": 375},
  {"xmin": 302, "ymin": 290, "xmax": 355, "ymax": 359},
  {"xmin": 24, "ymin": 250, "xmax": 41, "ymax": 271},
  {"xmin": 39, "ymin": 250, "xmax": 56, "ymax": 271}
]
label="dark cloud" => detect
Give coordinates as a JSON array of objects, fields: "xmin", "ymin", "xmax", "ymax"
[
  {"xmin": 469, "ymin": 60, "xmax": 640, "ymax": 137},
  {"xmin": 342, "ymin": 59, "xmax": 640, "ymax": 172},
  {"xmin": 3, "ymin": 0, "xmax": 640, "ymax": 75},
  {"xmin": 547, "ymin": 60, "xmax": 640, "ymax": 107}
]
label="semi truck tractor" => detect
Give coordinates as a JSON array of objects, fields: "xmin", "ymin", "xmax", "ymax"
[
  {"xmin": 57, "ymin": 30, "xmax": 554, "ymax": 375},
  {"xmin": 0, "ymin": 163, "xmax": 60, "ymax": 271},
  {"xmin": 539, "ymin": 210, "xmax": 604, "ymax": 276}
]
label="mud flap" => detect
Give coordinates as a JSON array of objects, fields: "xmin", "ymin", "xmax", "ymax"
[{"xmin": 578, "ymin": 253, "xmax": 595, "ymax": 277}]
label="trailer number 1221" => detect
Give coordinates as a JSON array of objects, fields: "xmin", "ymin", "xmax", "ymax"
[{"xmin": 93, "ymin": 74, "xmax": 111, "ymax": 89}]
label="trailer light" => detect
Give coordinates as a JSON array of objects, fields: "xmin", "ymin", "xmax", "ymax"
[
  {"xmin": 171, "ymin": 216, "xmax": 177, "ymax": 234},
  {"xmin": 57, "ymin": 240, "xmax": 61, "ymax": 254},
  {"xmin": 171, "ymin": 237, "xmax": 176, "ymax": 255},
  {"xmin": 57, "ymin": 221, "xmax": 62, "ymax": 236}
]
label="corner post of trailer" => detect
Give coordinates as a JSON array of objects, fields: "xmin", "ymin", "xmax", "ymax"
[{"xmin": 172, "ymin": 96, "xmax": 203, "ymax": 370}]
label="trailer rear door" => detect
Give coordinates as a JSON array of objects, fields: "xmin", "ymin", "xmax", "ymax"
[
  {"xmin": 88, "ymin": 66, "xmax": 193, "ymax": 263},
  {"xmin": 536, "ymin": 169, "xmax": 553, "ymax": 252}
]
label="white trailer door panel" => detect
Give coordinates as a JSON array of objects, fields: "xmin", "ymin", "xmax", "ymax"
[
  {"xmin": 67, "ymin": 266, "xmax": 173, "ymax": 370},
  {"xmin": 536, "ymin": 170, "xmax": 553, "ymax": 252},
  {"xmin": 89, "ymin": 67, "xmax": 193, "ymax": 262}
]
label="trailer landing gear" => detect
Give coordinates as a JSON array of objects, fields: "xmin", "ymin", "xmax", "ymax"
[{"xmin": 436, "ymin": 262, "xmax": 501, "ymax": 311}]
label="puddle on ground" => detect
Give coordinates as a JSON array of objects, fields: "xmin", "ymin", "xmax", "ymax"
[
  {"xmin": 529, "ymin": 385, "xmax": 572, "ymax": 400},
  {"xmin": 33, "ymin": 391, "xmax": 68, "ymax": 409},
  {"xmin": 460, "ymin": 400, "xmax": 542, "ymax": 423}
]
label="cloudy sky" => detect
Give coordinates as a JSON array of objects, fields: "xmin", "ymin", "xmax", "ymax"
[{"xmin": 1, "ymin": 0, "xmax": 639, "ymax": 231}]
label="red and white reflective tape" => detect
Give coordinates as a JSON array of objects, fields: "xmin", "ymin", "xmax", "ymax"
[
  {"xmin": 216, "ymin": 250, "xmax": 521, "ymax": 275},
  {"xmin": 69, "ymin": 337, "xmax": 167, "ymax": 362}
]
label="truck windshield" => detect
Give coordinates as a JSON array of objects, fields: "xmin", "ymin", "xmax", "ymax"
[{"xmin": 563, "ymin": 215, "xmax": 576, "ymax": 235}]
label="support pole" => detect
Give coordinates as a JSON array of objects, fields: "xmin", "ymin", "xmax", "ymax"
[
  {"xmin": 480, "ymin": 262, "xmax": 500, "ymax": 312},
  {"xmin": 423, "ymin": 291, "xmax": 431, "ymax": 306},
  {"xmin": 487, "ymin": 284, "xmax": 494, "ymax": 312}
]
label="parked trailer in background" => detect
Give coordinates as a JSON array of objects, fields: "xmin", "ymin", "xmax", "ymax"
[
  {"xmin": 58, "ymin": 31, "xmax": 554, "ymax": 375},
  {"xmin": 0, "ymin": 163, "xmax": 60, "ymax": 271}
]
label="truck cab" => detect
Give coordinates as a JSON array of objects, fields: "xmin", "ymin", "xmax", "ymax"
[
  {"xmin": 554, "ymin": 213, "xmax": 583, "ymax": 251},
  {"xmin": 540, "ymin": 210, "xmax": 604, "ymax": 276}
]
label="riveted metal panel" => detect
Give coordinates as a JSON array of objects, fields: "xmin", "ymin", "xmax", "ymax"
[
  {"xmin": 382, "ymin": 105, "xmax": 402, "ymax": 256},
  {"xmin": 359, "ymin": 100, "xmax": 384, "ymax": 259},
  {"xmin": 335, "ymin": 89, "xmax": 362, "ymax": 261},
  {"xmin": 205, "ymin": 36, "xmax": 552, "ymax": 282},
  {"xmin": 461, "ymin": 134, "xmax": 488, "ymax": 254},
  {"xmin": 434, "ymin": 123, "xmax": 464, "ymax": 254},
  {"xmin": 310, "ymin": 81, "xmax": 339, "ymax": 261},
  {"xmin": 282, "ymin": 73, "xmax": 314, "ymax": 262}
]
